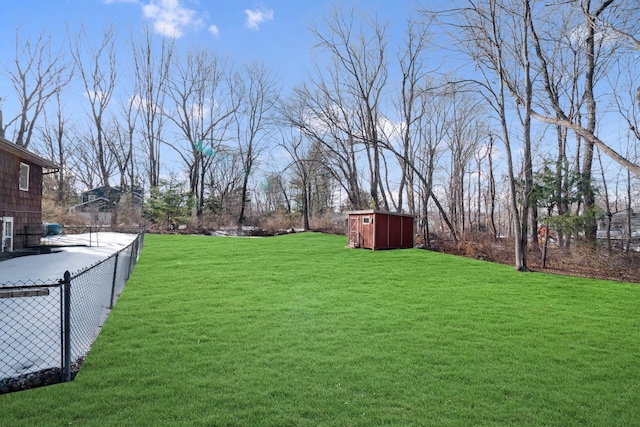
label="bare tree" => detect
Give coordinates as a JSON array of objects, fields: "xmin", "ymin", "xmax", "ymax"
[
  {"xmin": 411, "ymin": 86, "xmax": 457, "ymax": 245},
  {"xmin": 524, "ymin": 0, "xmax": 632, "ymax": 245},
  {"xmin": 131, "ymin": 27, "xmax": 174, "ymax": 189},
  {"xmin": 378, "ymin": 82, "xmax": 460, "ymax": 244},
  {"xmin": 70, "ymin": 25, "xmax": 119, "ymax": 224},
  {"xmin": 579, "ymin": 0, "xmax": 613, "ymax": 241},
  {"xmin": 36, "ymin": 92, "xmax": 75, "ymax": 204},
  {"xmin": 164, "ymin": 49, "xmax": 239, "ymax": 218},
  {"xmin": 69, "ymin": 125, "xmax": 117, "ymax": 192},
  {"xmin": 485, "ymin": 134, "xmax": 498, "ymax": 237},
  {"xmin": 70, "ymin": 25, "xmax": 118, "ymax": 186},
  {"xmin": 283, "ymin": 83, "xmax": 366, "ymax": 211},
  {"xmin": 473, "ymin": 141, "xmax": 489, "ymax": 233},
  {"xmin": 435, "ymin": 0, "xmax": 535, "ymax": 270},
  {"xmin": 310, "ymin": 5, "xmax": 390, "ymax": 210},
  {"xmin": 610, "ymin": 55, "xmax": 640, "ymax": 158},
  {"xmin": 393, "ymin": 18, "xmax": 431, "ymax": 215},
  {"xmin": 105, "ymin": 97, "xmax": 141, "ymax": 223},
  {"xmin": 277, "ymin": 127, "xmax": 313, "ymax": 230},
  {"xmin": 235, "ymin": 62, "xmax": 280, "ymax": 230},
  {"xmin": 516, "ymin": 4, "xmax": 584, "ymax": 246},
  {"xmin": 2, "ymin": 30, "xmax": 73, "ymax": 147},
  {"xmin": 527, "ymin": 1, "xmax": 640, "ymax": 178},
  {"xmin": 207, "ymin": 149, "xmax": 244, "ymax": 221},
  {"xmin": 259, "ymin": 172, "xmax": 291, "ymax": 214},
  {"xmin": 445, "ymin": 86, "xmax": 485, "ymax": 236}
]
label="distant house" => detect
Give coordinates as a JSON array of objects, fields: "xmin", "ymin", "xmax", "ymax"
[
  {"xmin": 68, "ymin": 185, "xmax": 143, "ymax": 225},
  {"xmin": 597, "ymin": 209, "xmax": 640, "ymax": 251},
  {"xmin": 0, "ymin": 136, "xmax": 59, "ymax": 251}
]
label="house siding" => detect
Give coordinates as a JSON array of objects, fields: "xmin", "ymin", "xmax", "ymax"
[{"xmin": 0, "ymin": 148, "xmax": 45, "ymax": 249}]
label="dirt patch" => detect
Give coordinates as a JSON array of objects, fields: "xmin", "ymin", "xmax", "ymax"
[{"xmin": 0, "ymin": 358, "xmax": 84, "ymax": 395}]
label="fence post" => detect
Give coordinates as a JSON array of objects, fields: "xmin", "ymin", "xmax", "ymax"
[
  {"xmin": 110, "ymin": 252, "xmax": 119, "ymax": 309},
  {"xmin": 61, "ymin": 271, "xmax": 71, "ymax": 382},
  {"xmin": 127, "ymin": 236, "xmax": 138, "ymax": 280}
]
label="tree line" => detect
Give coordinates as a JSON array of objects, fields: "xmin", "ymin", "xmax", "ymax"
[{"xmin": 1, "ymin": 0, "xmax": 639, "ymax": 270}]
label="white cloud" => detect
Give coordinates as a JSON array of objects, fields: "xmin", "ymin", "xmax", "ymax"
[
  {"xmin": 187, "ymin": 102, "xmax": 207, "ymax": 121},
  {"xmin": 208, "ymin": 24, "xmax": 220, "ymax": 37},
  {"xmin": 141, "ymin": 0, "xmax": 202, "ymax": 38},
  {"xmin": 84, "ymin": 90, "xmax": 109, "ymax": 104},
  {"xmin": 244, "ymin": 7, "xmax": 274, "ymax": 30},
  {"xmin": 567, "ymin": 22, "xmax": 619, "ymax": 49},
  {"xmin": 129, "ymin": 95, "xmax": 163, "ymax": 114},
  {"xmin": 378, "ymin": 116, "xmax": 404, "ymax": 142}
]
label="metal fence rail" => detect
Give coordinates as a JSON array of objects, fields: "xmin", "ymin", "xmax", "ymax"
[{"xmin": 0, "ymin": 232, "xmax": 144, "ymax": 393}]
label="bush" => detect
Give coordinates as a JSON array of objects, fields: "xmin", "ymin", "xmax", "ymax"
[
  {"xmin": 309, "ymin": 212, "xmax": 346, "ymax": 235},
  {"xmin": 256, "ymin": 210, "xmax": 300, "ymax": 234}
]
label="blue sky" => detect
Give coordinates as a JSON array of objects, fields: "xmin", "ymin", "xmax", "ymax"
[
  {"xmin": 0, "ymin": 0, "xmax": 422, "ymax": 104},
  {"xmin": 0, "ymin": 0, "xmax": 430, "ymax": 185},
  {"xmin": 2, "ymin": 0, "xmax": 633, "ymax": 204}
]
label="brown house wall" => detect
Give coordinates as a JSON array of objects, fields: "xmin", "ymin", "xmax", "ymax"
[{"xmin": 0, "ymin": 149, "xmax": 45, "ymax": 249}]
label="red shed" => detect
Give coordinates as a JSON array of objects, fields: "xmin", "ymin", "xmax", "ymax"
[{"xmin": 347, "ymin": 210, "xmax": 414, "ymax": 250}]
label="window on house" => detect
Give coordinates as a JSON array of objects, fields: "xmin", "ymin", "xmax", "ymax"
[
  {"xmin": 19, "ymin": 163, "xmax": 29, "ymax": 191},
  {"xmin": 2, "ymin": 217, "xmax": 14, "ymax": 252},
  {"xmin": 363, "ymin": 216, "xmax": 371, "ymax": 225}
]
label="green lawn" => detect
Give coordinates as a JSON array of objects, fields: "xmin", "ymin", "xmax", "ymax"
[{"xmin": 2, "ymin": 232, "xmax": 640, "ymax": 426}]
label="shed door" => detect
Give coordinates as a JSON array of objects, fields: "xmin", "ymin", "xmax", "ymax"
[
  {"xmin": 2, "ymin": 217, "xmax": 14, "ymax": 252},
  {"xmin": 348, "ymin": 216, "xmax": 361, "ymax": 248}
]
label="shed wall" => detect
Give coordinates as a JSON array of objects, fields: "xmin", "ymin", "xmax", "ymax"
[{"xmin": 348, "ymin": 211, "xmax": 414, "ymax": 250}]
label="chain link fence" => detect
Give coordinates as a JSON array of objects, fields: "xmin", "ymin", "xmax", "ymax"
[{"xmin": 0, "ymin": 232, "xmax": 144, "ymax": 394}]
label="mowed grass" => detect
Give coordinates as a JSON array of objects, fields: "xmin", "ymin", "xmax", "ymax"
[{"xmin": 2, "ymin": 233, "xmax": 640, "ymax": 426}]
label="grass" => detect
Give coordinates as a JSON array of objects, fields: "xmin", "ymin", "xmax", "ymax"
[{"xmin": 2, "ymin": 232, "xmax": 640, "ymax": 426}]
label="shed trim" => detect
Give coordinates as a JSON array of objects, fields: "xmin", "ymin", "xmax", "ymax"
[{"xmin": 346, "ymin": 209, "xmax": 414, "ymax": 218}]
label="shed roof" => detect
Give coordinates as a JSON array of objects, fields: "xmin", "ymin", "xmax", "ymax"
[
  {"xmin": 347, "ymin": 209, "xmax": 415, "ymax": 218},
  {"xmin": 0, "ymin": 136, "xmax": 59, "ymax": 171}
]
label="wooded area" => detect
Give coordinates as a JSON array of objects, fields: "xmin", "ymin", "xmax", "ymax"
[{"xmin": 1, "ymin": 0, "xmax": 639, "ymax": 271}]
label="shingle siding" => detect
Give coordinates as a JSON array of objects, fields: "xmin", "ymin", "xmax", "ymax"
[{"xmin": 0, "ymin": 147, "xmax": 45, "ymax": 249}]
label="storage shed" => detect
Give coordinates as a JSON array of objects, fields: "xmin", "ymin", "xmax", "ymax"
[{"xmin": 347, "ymin": 210, "xmax": 414, "ymax": 250}]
